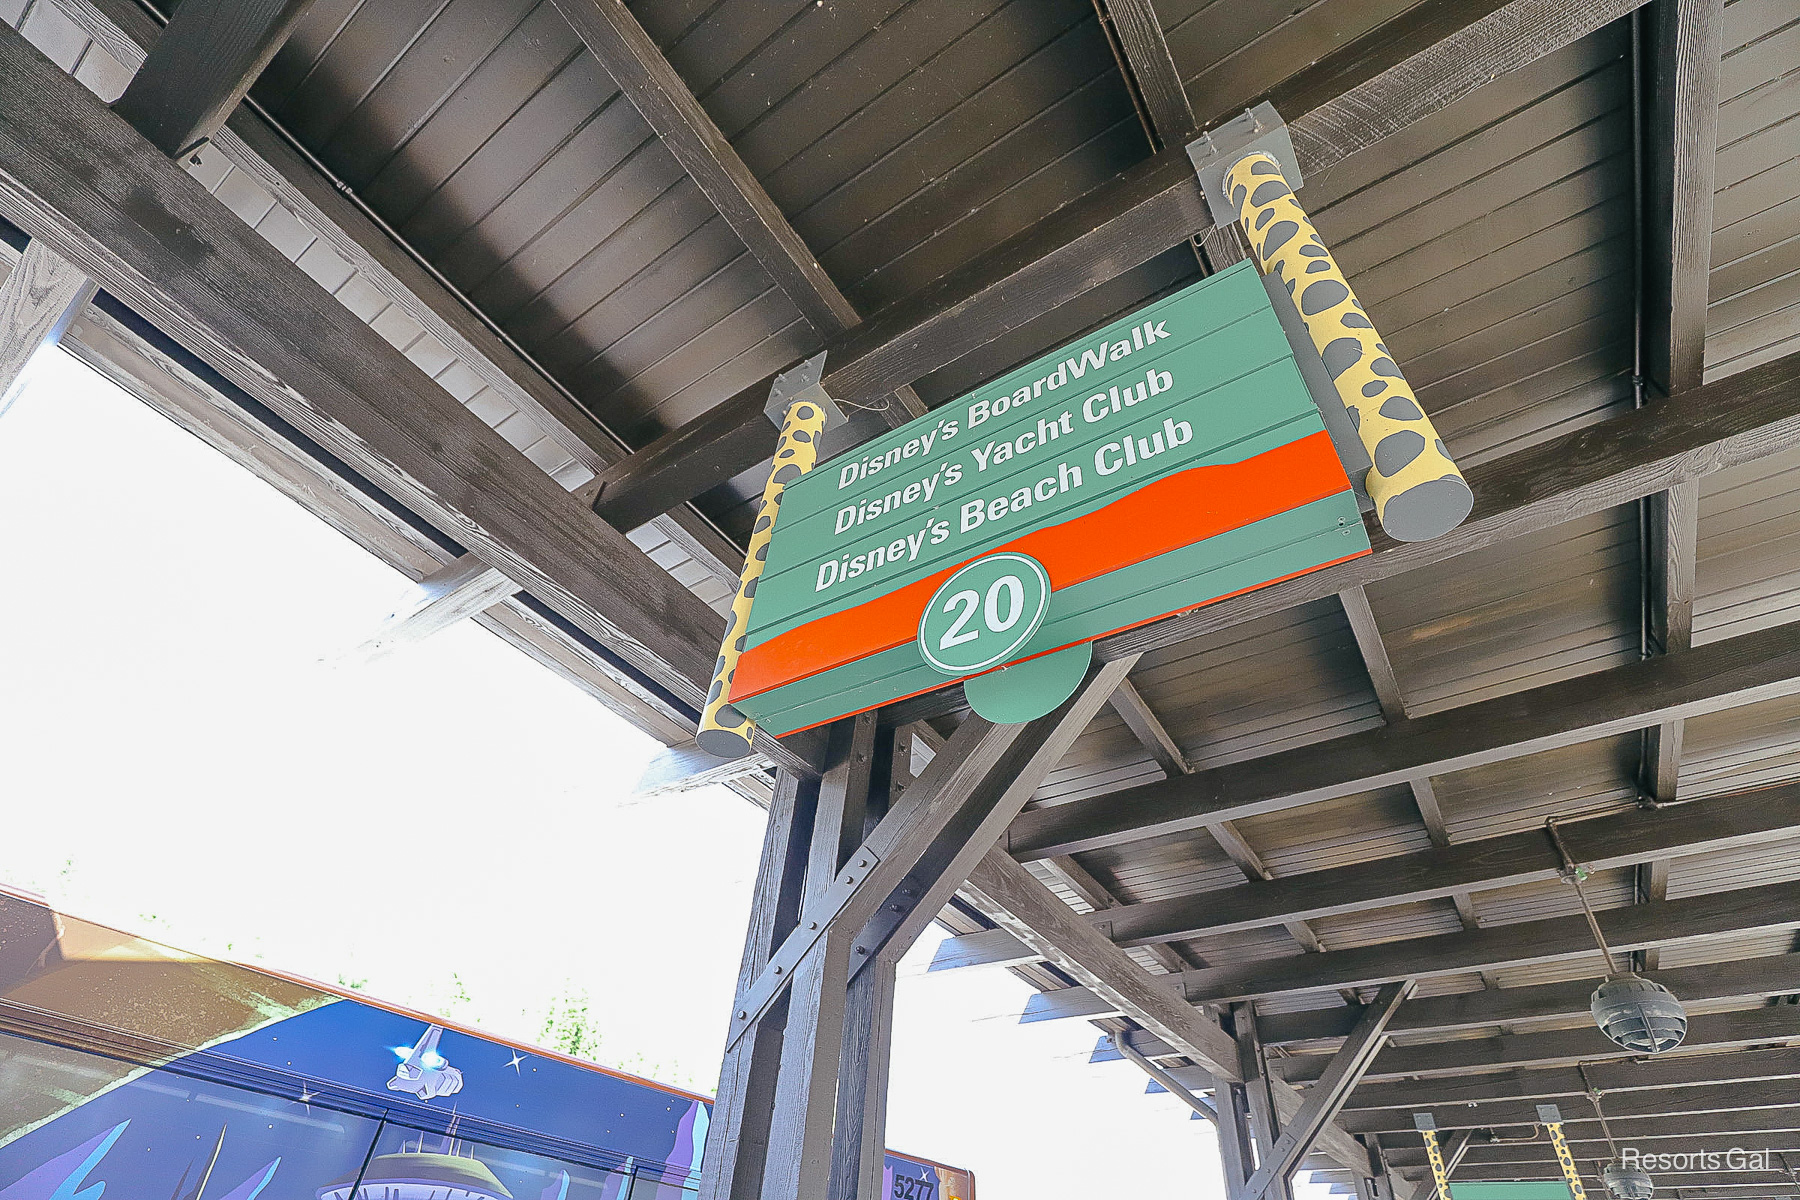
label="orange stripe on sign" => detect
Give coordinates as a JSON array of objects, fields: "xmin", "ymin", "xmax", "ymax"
[{"xmin": 733, "ymin": 430, "xmax": 1349, "ymax": 700}]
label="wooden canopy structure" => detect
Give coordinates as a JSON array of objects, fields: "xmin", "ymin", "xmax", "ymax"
[{"xmin": 2, "ymin": 0, "xmax": 1797, "ymax": 1197}]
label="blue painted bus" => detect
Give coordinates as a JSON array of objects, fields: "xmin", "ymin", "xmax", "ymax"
[{"xmin": 0, "ymin": 887, "xmax": 973, "ymax": 1200}]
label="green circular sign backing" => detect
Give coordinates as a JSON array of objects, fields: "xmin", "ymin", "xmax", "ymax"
[{"xmin": 918, "ymin": 552, "xmax": 1051, "ymax": 676}]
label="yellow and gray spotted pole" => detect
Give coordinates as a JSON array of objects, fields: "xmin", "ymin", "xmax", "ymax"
[
  {"xmin": 1225, "ymin": 151, "xmax": 1474, "ymax": 543},
  {"xmin": 695, "ymin": 361, "xmax": 836, "ymax": 758},
  {"xmin": 1419, "ymin": 1127, "xmax": 1452, "ymax": 1200},
  {"xmin": 1414, "ymin": 1114, "xmax": 1453, "ymax": 1200},
  {"xmin": 1543, "ymin": 1113, "xmax": 1591, "ymax": 1200}
]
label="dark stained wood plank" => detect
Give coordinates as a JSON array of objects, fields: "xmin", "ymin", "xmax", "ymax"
[
  {"xmin": 1172, "ymin": 876, "xmax": 1800, "ymax": 1006},
  {"xmin": 1012, "ymin": 579, "xmax": 1800, "ymax": 861},
  {"xmin": 1643, "ymin": 0, "xmax": 1725, "ymax": 397},
  {"xmin": 1339, "ymin": 585, "xmax": 1408, "ymax": 720},
  {"xmin": 1288, "ymin": 0, "xmax": 1648, "ymax": 175},
  {"xmin": 1098, "ymin": 0, "xmax": 1196, "ymax": 143},
  {"xmin": 1261, "ymin": 951, "xmax": 1800, "ymax": 1045},
  {"xmin": 1349, "ymin": 1046, "xmax": 1800, "ymax": 1113},
  {"xmin": 1343, "ymin": 1077, "xmax": 1800, "ymax": 1134},
  {"xmin": 1281, "ymin": 1006, "xmax": 1800, "ymax": 1083},
  {"xmin": 1037, "ymin": 949, "xmax": 1800, "ymax": 1042},
  {"xmin": 1244, "ymin": 982, "xmax": 1411, "ymax": 1198},
  {"xmin": 546, "ymin": 0, "xmax": 922, "ymax": 427},
  {"xmin": 589, "ymin": 0, "xmax": 1642, "ymax": 529},
  {"xmin": 1091, "ymin": 782, "xmax": 1800, "ymax": 946},
  {"xmin": 112, "ymin": 0, "xmax": 317, "ymax": 157}
]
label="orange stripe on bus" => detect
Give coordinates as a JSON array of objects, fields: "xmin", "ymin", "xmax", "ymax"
[{"xmin": 733, "ymin": 431, "xmax": 1348, "ymax": 700}]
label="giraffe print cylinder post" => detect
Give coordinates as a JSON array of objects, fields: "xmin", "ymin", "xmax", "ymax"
[
  {"xmin": 1545, "ymin": 1121, "xmax": 1590, "ymax": 1200},
  {"xmin": 1418, "ymin": 1127, "xmax": 1452, "ymax": 1200},
  {"xmin": 1225, "ymin": 152, "xmax": 1474, "ymax": 542},
  {"xmin": 695, "ymin": 396, "xmax": 831, "ymax": 757}
]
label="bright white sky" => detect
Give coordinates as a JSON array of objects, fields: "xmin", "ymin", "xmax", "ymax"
[{"xmin": 0, "ymin": 348, "xmax": 1247, "ymax": 1199}]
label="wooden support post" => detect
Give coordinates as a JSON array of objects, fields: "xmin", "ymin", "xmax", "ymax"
[
  {"xmin": 830, "ymin": 727, "xmax": 898, "ymax": 1200},
  {"xmin": 1235, "ymin": 1001, "xmax": 1293, "ymax": 1200},
  {"xmin": 762, "ymin": 713, "xmax": 877, "ymax": 1200},
  {"xmin": 0, "ymin": 240, "xmax": 95, "ymax": 414},
  {"xmin": 1218, "ymin": 1081, "xmax": 1260, "ymax": 1200},
  {"xmin": 1241, "ymin": 983, "xmax": 1411, "ymax": 1200},
  {"xmin": 699, "ymin": 770, "xmax": 814, "ymax": 1200},
  {"xmin": 830, "ymin": 949, "xmax": 898, "ymax": 1200}
]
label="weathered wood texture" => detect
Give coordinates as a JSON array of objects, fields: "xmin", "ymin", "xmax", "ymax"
[
  {"xmin": 1643, "ymin": 0, "xmax": 1725, "ymax": 396},
  {"xmin": 698, "ymin": 770, "xmax": 810, "ymax": 1200},
  {"xmin": 547, "ymin": 0, "xmax": 921, "ymax": 429},
  {"xmin": 587, "ymin": 0, "xmax": 1642, "ymax": 530},
  {"xmin": 1011, "ymin": 610, "xmax": 1800, "ymax": 859},
  {"xmin": 1243, "ymin": 983, "xmax": 1410, "ymax": 1198},
  {"xmin": 1261, "ymin": 951, "xmax": 1800, "ymax": 1045},
  {"xmin": 1173, "ymin": 877, "xmax": 1800, "ymax": 1005},
  {"xmin": 761, "ymin": 717, "xmax": 875, "ymax": 1200},
  {"xmin": 634, "ymin": 742, "xmax": 770, "ymax": 798},
  {"xmin": 0, "ymin": 239, "xmax": 93, "ymax": 412},
  {"xmin": 351, "ymin": 556, "xmax": 517, "ymax": 663},
  {"xmin": 1099, "ymin": 0, "xmax": 1196, "ymax": 143},
  {"xmin": 111, "ymin": 0, "xmax": 315, "ymax": 156}
]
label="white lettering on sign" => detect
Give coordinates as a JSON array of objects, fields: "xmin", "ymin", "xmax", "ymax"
[{"xmin": 967, "ymin": 320, "xmax": 1171, "ymax": 429}]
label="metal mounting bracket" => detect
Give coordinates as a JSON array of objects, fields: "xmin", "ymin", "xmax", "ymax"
[
  {"xmin": 764, "ymin": 351, "xmax": 847, "ymax": 430},
  {"xmin": 1185, "ymin": 101, "xmax": 1303, "ymax": 227},
  {"xmin": 724, "ymin": 844, "xmax": 881, "ymax": 1048},
  {"xmin": 1536, "ymin": 1103, "xmax": 1564, "ymax": 1125}
]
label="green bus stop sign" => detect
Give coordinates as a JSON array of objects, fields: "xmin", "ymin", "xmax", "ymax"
[{"xmin": 918, "ymin": 552, "xmax": 1051, "ymax": 675}]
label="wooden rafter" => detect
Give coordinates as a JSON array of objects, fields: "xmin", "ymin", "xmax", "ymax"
[
  {"xmin": 1009, "ymin": 611, "xmax": 1800, "ymax": 860},
  {"xmin": 110, "ymin": 0, "xmax": 314, "ymax": 157},
  {"xmin": 1172, "ymin": 876, "xmax": 1800, "ymax": 1006},
  {"xmin": 547, "ymin": 0, "xmax": 921, "ymax": 428}
]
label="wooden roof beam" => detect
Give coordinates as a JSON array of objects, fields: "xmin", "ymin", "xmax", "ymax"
[
  {"xmin": 547, "ymin": 0, "xmax": 921, "ymax": 429},
  {"xmin": 1085, "ymin": 781, "xmax": 1800, "ymax": 947},
  {"xmin": 1170, "ymin": 876, "xmax": 1800, "ymax": 1006},
  {"xmin": 0, "ymin": 20, "xmax": 825, "ymax": 775},
  {"xmin": 1636, "ymin": 0, "xmax": 1720, "ymax": 963},
  {"xmin": 960, "ymin": 848, "xmax": 1243, "ymax": 1083},
  {"xmin": 1026, "ymin": 950, "xmax": 1800, "ymax": 1043},
  {"xmin": 1387, "ymin": 1134, "xmax": 1800, "ymax": 1170},
  {"xmin": 1348, "ymin": 1045, "xmax": 1800, "ymax": 1113},
  {"xmin": 587, "ymin": 0, "xmax": 1648, "ymax": 531},
  {"xmin": 1280, "ymin": 1005, "xmax": 1800, "ymax": 1084},
  {"xmin": 110, "ymin": 0, "xmax": 314, "ymax": 158},
  {"xmin": 1357, "ymin": 1105, "xmax": 1800, "ymax": 1141},
  {"xmin": 1344, "ymin": 1079, "xmax": 1800, "ymax": 1134},
  {"xmin": 1009, "ymin": 592, "xmax": 1800, "ymax": 861}
]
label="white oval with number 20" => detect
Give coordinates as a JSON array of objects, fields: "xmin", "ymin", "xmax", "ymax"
[{"xmin": 917, "ymin": 552, "xmax": 1051, "ymax": 676}]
